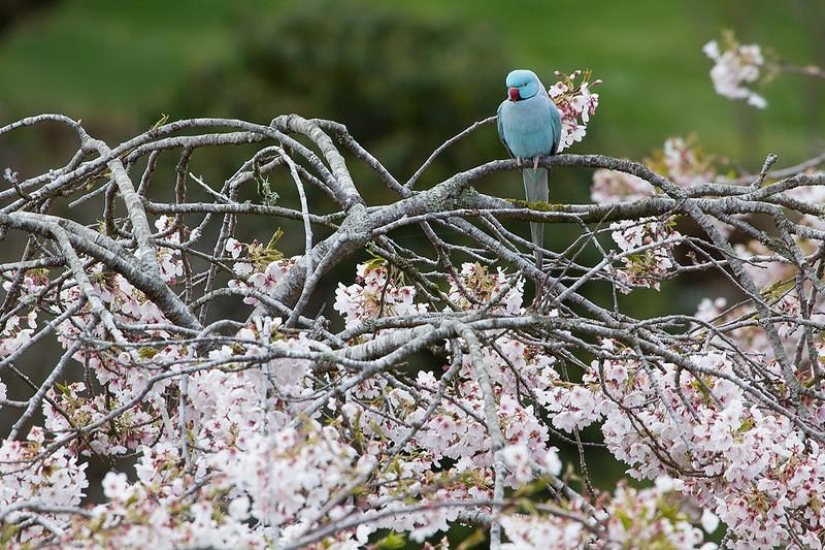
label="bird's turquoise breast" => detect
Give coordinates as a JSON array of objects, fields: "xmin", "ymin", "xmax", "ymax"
[{"xmin": 499, "ymin": 96, "xmax": 557, "ymax": 158}]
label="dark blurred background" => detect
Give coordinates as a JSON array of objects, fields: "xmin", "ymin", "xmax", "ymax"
[{"xmin": 0, "ymin": 0, "xmax": 823, "ymax": 529}]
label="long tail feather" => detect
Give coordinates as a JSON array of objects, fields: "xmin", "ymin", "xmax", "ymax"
[{"xmin": 523, "ymin": 167, "xmax": 549, "ymax": 266}]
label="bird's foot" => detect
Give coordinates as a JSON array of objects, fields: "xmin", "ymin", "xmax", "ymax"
[
  {"xmin": 516, "ymin": 157, "xmax": 523, "ymax": 167},
  {"xmin": 532, "ymin": 156, "xmax": 540, "ymax": 170}
]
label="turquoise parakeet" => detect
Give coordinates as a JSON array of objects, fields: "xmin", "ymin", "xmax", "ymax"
[{"xmin": 497, "ymin": 69, "xmax": 562, "ymax": 267}]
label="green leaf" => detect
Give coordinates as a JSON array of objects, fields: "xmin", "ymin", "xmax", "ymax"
[{"xmin": 374, "ymin": 532, "xmax": 406, "ymax": 549}]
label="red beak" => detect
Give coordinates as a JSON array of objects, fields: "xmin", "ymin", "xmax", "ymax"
[{"xmin": 508, "ymin": 87, "xmax": 520, "ymax": 101}]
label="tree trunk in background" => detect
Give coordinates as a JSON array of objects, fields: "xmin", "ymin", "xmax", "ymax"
[{"xmin": 0, "ymin": 0, "xmax": 62, "ymax": 36}]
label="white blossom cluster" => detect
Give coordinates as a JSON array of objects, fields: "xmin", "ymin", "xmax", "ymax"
[
  {"xmin": 703, "ymin": 38, "xmax": 767, "ymax": 109},
  {"xmin": 548, "ymin": 70, "xmax": 600, "ymax": 152}
]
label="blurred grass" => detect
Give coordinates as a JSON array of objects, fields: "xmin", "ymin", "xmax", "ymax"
[
  {"xmin": 1, "ymin": 0, "xmax": 821, "ymax": 166},
  {"xmin": 0, "ymin": 0, "xmax": 268, "ymax": 125}
]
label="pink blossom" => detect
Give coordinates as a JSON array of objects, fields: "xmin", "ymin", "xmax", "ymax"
[{"xmin": 704, "ymin": 35, "xmax": 767, "ymax": 108}]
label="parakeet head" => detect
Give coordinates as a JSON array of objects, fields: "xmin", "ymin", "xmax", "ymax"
[{"xmin": 505, "ymin": 69, "xmax": 542, "ymax": 101}]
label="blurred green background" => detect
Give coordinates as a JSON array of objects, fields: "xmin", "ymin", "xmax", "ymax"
[
  {"xmin": 1, "ymin": 0, "xmax": 822, "ymax": 161},
  {"xmin": 0, "ymin": 0, "xmax": 823, "ymax": 540}
]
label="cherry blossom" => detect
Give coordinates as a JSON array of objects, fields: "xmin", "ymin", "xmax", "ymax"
[
  {"xmin": 0, "ymin": 427, "xmax": 89, "ymax": 543},
  {"xmin": 608, "ymin": 216, "xmax": 681, "ymax": 292},
  {"xmin": 703, "ymin": 32, "xmax": 767, "ymax": 108},
  {"xmin": 549, "ymin": 70, "xmax": 601, "ymax": 151},
  {"xmin": 590, "ymin": 168, "xmax": 654, "ymax": 203},
  {"xmin": 334, "ymin": 261, "xmax": 428, "ymax": 328}
]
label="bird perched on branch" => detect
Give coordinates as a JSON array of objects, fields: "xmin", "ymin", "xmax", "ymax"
[{"xmin": 497, "ymin": 69, "xmax": 562, "ymax": 267}]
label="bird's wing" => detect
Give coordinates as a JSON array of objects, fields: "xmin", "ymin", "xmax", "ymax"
[
  {"xmin": 496, "ymin": 101, "xmax": 515, "ymax": 158},
  {"xmin": 548, "ymin": 98, "xmax": 562, "ymax": 155}
]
